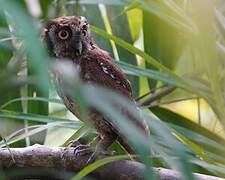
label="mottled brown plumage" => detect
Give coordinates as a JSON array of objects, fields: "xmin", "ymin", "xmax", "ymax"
[{"xmin": 42, "ymin": 16, "xmax": 149, "ymax": 154}]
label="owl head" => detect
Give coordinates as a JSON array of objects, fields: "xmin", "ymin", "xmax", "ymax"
[{"xmin": 42, "ymin": 16, "xmax": 93, "ymax": 58}]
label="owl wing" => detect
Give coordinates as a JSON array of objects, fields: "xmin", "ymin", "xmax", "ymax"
[
  {"xmin": 79, "ymin": 48, "xmax": 149, "ymax": 153},
  {"xmin": 80, "ymin": 47, "xmax": 133, "ymax": 98}
]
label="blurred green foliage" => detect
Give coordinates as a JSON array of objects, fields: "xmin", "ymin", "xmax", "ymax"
[{"xmin": 0, "ymin": 0, "xmax": 225, "ymax": 179}]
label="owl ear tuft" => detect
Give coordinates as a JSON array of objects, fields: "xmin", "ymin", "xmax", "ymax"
[
  {"xmin": 79, "ymin": 16, "xmax": 87, "ymax": 22},
  {"xmin": 41, "ymin": 26, "xmax": 50, "ymax": 40},
  {"xmin": 41, "ymin": 20, "xmax": 56, "ymax": 39},
  {"xmin": 44, "ymin": 28, "xmax": 48, "ymax": 33},
  {"xmin": 41, "ymin": 21, "xmax": 54, "ymax": 54},
  {"xmin": 45, "ymin": 20, "xmax": 54, "ymax": 28}
]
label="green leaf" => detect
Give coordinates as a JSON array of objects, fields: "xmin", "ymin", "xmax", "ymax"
[
  {"xmin": 143, "ymin": 10, "xmax": 185, "ymax": 89},
  {"xmin": 62, "ymin": 125, "xmax": 90, "ymax": 147},
  {"xmin": 0, "ymin": 121, "xmax": 74, "ymax": 147},
  {"xmin": 0, "ymin": 15, "xmax": 24, "ymax": 147},
  {"xmin": 127, "ymin": 0, "xmax": 197, "ymax": 34},
  {"xmin": 150, "ymin": 107, "xmax": 225, "ymax": 148},
  {"xmin": 72, "ymin": 155, "xmax": 130, "ymax": 180},
  {"xmin": 106, "ymin": 7, "xmax": 139, "ymax": 97},
  {"xmin": 0, "ymin": 0, "xmax": 49, "ymax": 93},
  {"xmin": 91, "ymin": 25, "xmax": 189, "ymax": 89},
  {"xmin": 150, "ymin": 107, "xmax": 225, "ymax": 167},
  {"xmin": 0, "ymin": 97, "xmax": 62, "ymax": 110},
  {"xmin": 0, "ymin": 110, "xmax": 82, "ymax": 124},
  {"xmin": 39, "ymin": 0, "xmax": 54, "ymax": 18},
  {"xmin": 117, "ymin": 61, "xmax": 181, "ymax": 87}
]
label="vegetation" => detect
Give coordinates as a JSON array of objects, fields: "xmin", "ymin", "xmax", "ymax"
[{"xmin": 0, "ymin": 0, "xmax": 225, "ymax": 179}]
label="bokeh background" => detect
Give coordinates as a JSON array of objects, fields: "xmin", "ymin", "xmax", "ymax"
[{"xmin": 0, "ymin": 0, "xmax": 225, "ymax": 179}]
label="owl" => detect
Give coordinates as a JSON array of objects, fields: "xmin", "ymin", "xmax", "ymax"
[{"xmin": 42, "ymin": 16, "xmax": 149, "ymax": 156}]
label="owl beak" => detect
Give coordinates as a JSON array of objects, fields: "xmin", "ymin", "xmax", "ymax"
[{"xmin": 75, "ymin": 41, "xmax": 82, "ymax": 56}]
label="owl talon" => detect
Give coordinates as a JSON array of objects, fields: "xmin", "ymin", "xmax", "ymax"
[
  {"xmin": 73, "ymin": 144, "xmax": 93, "ymax": 157},
  {"xmin": 69, "ymin": 140, "xmax": 82, "ymax": 148},
  {"xmin": 85, "ymin": 149, "xmax": 114, "ymax": 164},
  {"xmin": 86, "ymin": 151, "xmax": 98, "ymax": 165}
]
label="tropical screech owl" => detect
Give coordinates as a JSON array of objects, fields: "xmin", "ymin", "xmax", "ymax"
[{"xmin": 42, "ymin": 16, "xmax": 149, "ymax": 155}]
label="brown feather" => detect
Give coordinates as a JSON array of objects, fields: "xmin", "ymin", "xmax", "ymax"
[{"xmin": 43, "ymin": 16, "xmax": 149, "ymax": 154}]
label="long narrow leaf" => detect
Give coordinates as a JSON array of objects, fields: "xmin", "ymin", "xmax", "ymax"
[{"xmin": 91, "ymin": 25, "xmax": 190, "ymax": 89}]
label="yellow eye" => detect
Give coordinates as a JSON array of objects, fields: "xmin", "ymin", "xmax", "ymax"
[{"xmin": 58, "ymin": 30, "xmax": 69, "ymax": 40}]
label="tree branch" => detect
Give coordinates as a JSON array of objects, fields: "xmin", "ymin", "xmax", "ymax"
[{"xmin": 0, "ymin": 145, "xmax": 223, "ymax": 180}]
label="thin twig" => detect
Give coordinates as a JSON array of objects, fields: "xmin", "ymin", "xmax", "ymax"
[
  {"xmin": 138, "ymin": 85, "xmax": 176, "ymax": 107},
  {"xmin": 144, "ymin": 96, "xmax": 199, "ymax": 108},
  {"xmin": 0, "ymin": 134, "xmax": 16, "ymax": 164},
  {"xmin": 135, "ymin": 85, "xmax": 167, "ymax": 102},
  {"xmin": 197, "ymin": 98, "xmax": 201, "ymax": 125}
]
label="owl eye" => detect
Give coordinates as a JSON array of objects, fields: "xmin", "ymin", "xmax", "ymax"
[{"xmin": 58, "ymin": 30, "xmax": 70, "ymax": 40}]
